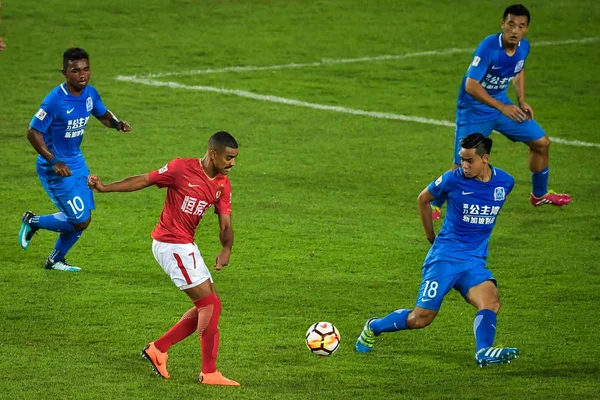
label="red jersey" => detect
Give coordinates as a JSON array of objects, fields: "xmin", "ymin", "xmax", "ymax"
[{"xmin": 148, "ymin": 158, "xmax": 232, "ymax": 244}]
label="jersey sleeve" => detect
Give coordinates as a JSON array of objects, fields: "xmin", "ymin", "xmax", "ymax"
[
  {"xmin": 506, "ymin": 174, "xmax": 516, "ymax": 195},
  {"xmin": 90, "ymin": 87, "xmax": 108, "ymax": 117},
  {"xmin": 427, "ymin": 171, "xmax": 456, "ymax": 200},
  {"xmin": 215, "ymin": 179, "xmax": 232, "ymax": 215},
  {"xmin": 148, "ymin": 158, "xmax": 182, "ymax": 188},
  {"xmin": 29, "ymin": 94, "xmax": 56, "ymax": 134},
  {"xmin": 465, "ymin": 38, "xmax": 493, "ymax": 82}
]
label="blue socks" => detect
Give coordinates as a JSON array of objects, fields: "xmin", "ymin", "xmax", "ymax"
[
  {"xmin": 31, "ymin": 213, "xmax": 77, "ymax": 233},
  {"xmin": 474, "ymin": 309, "xmax": 497, "ymax": 351},
  {"xmin": 370, "ymin": 309, "xmax": 412, "ymax": 335},
  {"xmin": 48, "ymin": 231, "xmax": 83, "ymax": 262},
  {"xmin": 531, "ymin": 167, "xmax": 549, "ymax": 198}
]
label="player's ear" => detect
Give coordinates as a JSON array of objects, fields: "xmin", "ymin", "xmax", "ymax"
[{"xmin": 482, "ymin": 154, "xmax": 490, "ymax": 164}]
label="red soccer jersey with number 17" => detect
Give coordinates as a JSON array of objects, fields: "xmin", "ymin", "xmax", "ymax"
[{"xmin": 148, "ymin": 158, "xmax": 232, "ymax": 244}]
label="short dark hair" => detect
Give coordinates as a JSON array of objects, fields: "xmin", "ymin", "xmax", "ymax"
[
  {"xmin": 63, "ymin": 48, "xmax": 89, "ymax": 71},
  {"xmin": 208, "ymin": 131, "xmax": 238, "ymax": 150},
  {"xmin": 503, "ymin": 4, "xmax": 530, "ymax": 24},
  {"xmin": 460, "ymin": 133, "xmax": 493, "ymax": 156}
]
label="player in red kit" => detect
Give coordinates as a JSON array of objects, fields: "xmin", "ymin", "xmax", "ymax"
[{"xmin": 88, "ymin": 131, "xmax": 240, "ymax": 386}]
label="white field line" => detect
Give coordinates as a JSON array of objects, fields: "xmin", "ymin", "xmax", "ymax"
[
  {"xmin": 116, "ymin": 37, "xmax": 600, "ymax": 148},
  {"xmin": 114, "ymin": 76, "xmax": 600, "ymax": 149},
  {"xmin": 124, "ymin": 37, "xmax": 600, "ymax": 79}
]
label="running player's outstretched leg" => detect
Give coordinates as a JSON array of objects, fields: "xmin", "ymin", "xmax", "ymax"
[
  {"xmin": 356, "ymin": 313, "xmax": 413, "ymax": 353},
  {"xmin": 20, "ymin": 211, "xmax": 85, "ymax": 272}
]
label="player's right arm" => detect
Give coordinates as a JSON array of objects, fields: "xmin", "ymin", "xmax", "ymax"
[
  {"xmin": 89, "ymin": 158, "xmax": 181, "ymax": 192},
  {"xmin": 464, "ymin": 38, "xmax": 527, "ymax": 122},
  {"xmin": 418, "ymin": 187, "xmax": 436, "ymax": 244},
  {"xmin": 26, "ymin": 127, "xmax": 71, "ymax": 177},
  {"xmin": 88, "ymin": 174, "xmax": 153, "ymax": 192},
  {"xmin": 28, "ymin": 96, "xmax": 73, "ymax": 177},
  {"xmin": 465, "ymin": 78, "xmax": 527, "ymax": 122}
]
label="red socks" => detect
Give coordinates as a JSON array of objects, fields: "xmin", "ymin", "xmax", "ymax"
[
  {"xmin": 154, "ymin": 307, "xmax": 198, "ymax": 353},
  {"xmin": 153, "ymin": 292, "xmax": 222, "ymax": 373},
  {"xmin": 194, "ymin": 293, "xmax": 222, "ymax": 374}
]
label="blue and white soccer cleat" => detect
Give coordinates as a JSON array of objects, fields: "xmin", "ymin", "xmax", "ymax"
[
  {"xmin": 355, "ymin": 318, "xmax": 378, "ymax": 353},
  {"xmin": 44, "ymin": 259, "xmax": 82, "ymax": 272},
  {"xmin": 475, "ymin": 346, "xmax": 519, "ymax": 367},
  {"xmin": 19, "ymin": 211, "xmax": 38, "ymax": 249}
]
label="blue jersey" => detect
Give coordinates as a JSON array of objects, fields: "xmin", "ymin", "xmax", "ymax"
[
  {"xmin": 30, "ymin": 83, "xmax": 108, "ymax": 171},
  {"xmin": 425, "ymin": 167, "xmax": 515, "ymax": 264},
  {"xmin": 457, "ymin": 33, "xmax": 530, "ymax": 123}
]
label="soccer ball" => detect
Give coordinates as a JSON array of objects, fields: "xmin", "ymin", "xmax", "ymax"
[{"xmin": 305, "ymin": 321, "xmax": 340, "ymax": 356}]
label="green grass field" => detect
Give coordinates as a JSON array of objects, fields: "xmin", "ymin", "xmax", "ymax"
[{"xmin": 1, "ymin": 0, "xmax": 599, "ymax": 398}]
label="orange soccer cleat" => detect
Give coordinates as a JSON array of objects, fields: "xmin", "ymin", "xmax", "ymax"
[
  {"xmin": 199, "ymin": 370, "xmax": 240, "ymax": 386},
  {"xmin": 142, "ymin": 342, "xmax": 170, "ymax": 379}
]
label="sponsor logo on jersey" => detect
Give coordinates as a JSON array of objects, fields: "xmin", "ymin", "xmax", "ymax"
[
  {"xmin": 471, "ymin": 56, "xmax": 481, "ymax": 67},
  {"xmin": 158, "ymin": 164, "xmax": 168, "ymax": 174},
  {"xmin": 435, "ymin": 176, "xmax": 443, "ymax": 186},
  {"xmin": 86, "ymin": 97, "xmax": 93, "ymax": 112}
]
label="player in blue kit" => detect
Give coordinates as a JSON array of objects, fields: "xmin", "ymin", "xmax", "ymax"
[
  {"xmin": 431, "ymin": 4, "xmax": 571, "ymax": 220},
  {"xmin": 18, "ymin": 48, "xmax": 132, "ymax": 272},
  {"xmin": 356, "ymin": 133, "xmax": 519, "ymax": 367}
]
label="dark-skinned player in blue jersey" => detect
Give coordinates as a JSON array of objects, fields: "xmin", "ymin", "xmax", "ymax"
[
  {"xmin": 18, "ymin": 47, "xmax": 132, "ymax": 272},
  {"xmin": 357, "ymin": 133, "xmax": 519, "ymax": 367}
]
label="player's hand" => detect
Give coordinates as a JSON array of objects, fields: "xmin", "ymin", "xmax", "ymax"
[
  {"xmin": 53, "ymin": 161, "xmax": 72, "ymax": 177},
  {"xmin": 518, "ymin": 102, "xmax": 534, "ymax": 120},
  {"xmin": 500, "ymin": 104, "xmax": 528, "ymax": 123},
  {"xmin": 213, "ymin": 248, "xmax": 232, "ymax": 271},
  {"xmin": 0, "ymin": 37, "xmax": 6, "ymax": 51},
  {"xmin": 426, "ymin": 234, "xmax": 436, "ymax": 245},
  {"xmin": 115, "ymin": 121, "xmax": 132, "ymax": 133},
  {"xmin": 87, "ymin": 175, "xmax": 106, "ymax": 192}
]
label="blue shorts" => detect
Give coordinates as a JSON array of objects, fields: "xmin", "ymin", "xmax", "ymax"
[
  {"xmin": 453, "ymin": 115, "xmax": 546, "ymax": 164},
  {"xmin": 36, "ymin": 164, "xmax": 94, "ymax": 224},
  {"xmin": 415, "ymin": 260, "xmax": 496, "ymax": 310}
]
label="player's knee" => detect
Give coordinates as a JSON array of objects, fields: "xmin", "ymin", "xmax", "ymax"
[
  {"xmin": 482, "ymin": 299, "xmax": 501, "ymax": 314},
  {"xmin": 73, "ymin": 216, "xmax": 92, "ymax": 231},
  {"xmin": 490, "ymin": 300, "xmax": 501, "ymax": 314},
  {"xmin": 530, "ymin": 135, "xmax": 550, "ymax": 152}
]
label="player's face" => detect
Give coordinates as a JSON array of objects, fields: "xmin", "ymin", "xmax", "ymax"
[
  {"xmin": 459, "ymin": 148, "xmax": 489, "ymax": 179},
  {"xmin": 212, "ymin": 147, "xmax": 238, "ymax": 175},
  {"xmin": 62, "ymin": 59, "xmax": 90, "ymax": 92},
  {"xmin": 501, "ymin": 14, "xmax": 529, "ymax": 45}
]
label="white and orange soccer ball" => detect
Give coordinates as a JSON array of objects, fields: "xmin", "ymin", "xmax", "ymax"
[{"xmin": 305, "ymin": 321, "xmax": 340, "ymax": 356}]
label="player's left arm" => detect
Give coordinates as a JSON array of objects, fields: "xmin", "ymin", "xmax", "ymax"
[
  {"xmin": 214, "ymin": 213, "xmax": 234, "ymax": 271},
  {"xmin": 97, "ymin": 110, "xmax": 132, "ymax": 133},
  {"xmin": 512, "ymin": 70, "xmax": 533, "ymax": 119},
  {"xmin": 418, "ymin": 187, "xmax": 437, "ymax": 244}
]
